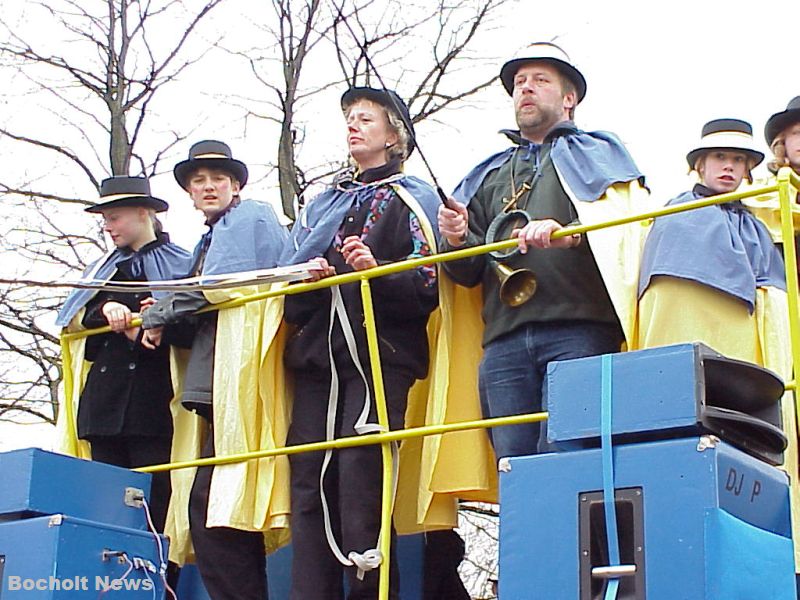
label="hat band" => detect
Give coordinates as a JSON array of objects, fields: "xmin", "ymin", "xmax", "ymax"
[
  {"xmin": 701, "ymin": 130, "xmax": 753, "ymax": 143},
  {"xmin": 98, "ymin": 192, "xmax": 149, "ymax": 202},
  {"xmin": 193, "ymin": 152, "xmax": 231, "ymax": 159}
]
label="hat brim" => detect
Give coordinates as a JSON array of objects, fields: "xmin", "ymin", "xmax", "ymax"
[
  {"xmin": 85, "ymin": 195, "xmax": 169, "ymax": 213},
  {"xmin": 765, "ymin": 109, "xmax": 800, "ymax": 146},
  {"xmin": 340, "ymin": 87, "xmax": 416, "ymax": 157},
  {"xmin": 686, "ymin": 145, "xmax": 765, "ymax": 169},
  {"xmin": 500, "ymin": 57, "xmax": 587, "ymax": 103},
  {"xmin": 173, "ymin": 158, "xmax": 249, "ymax": 191}
]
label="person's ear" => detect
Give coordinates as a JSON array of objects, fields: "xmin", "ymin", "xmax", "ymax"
[{"xmin": 563, "ymin": 91, "xmax": 577, "ymax": 113}]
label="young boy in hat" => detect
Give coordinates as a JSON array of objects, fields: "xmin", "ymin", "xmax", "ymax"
[
  {"xmin": 638, "ymin": 118, "xmax": 785, "ymax": 359},
  {"xmin": 638, "ymin": 117, "xmax": 800, "ymax": 577},
  {"xmin": 141, "ymin": 141, "xmax": 288, "ymax": 600},
  {"xmin": 56, "ymin": 176, "xmax": 193, "ymax": 535}
]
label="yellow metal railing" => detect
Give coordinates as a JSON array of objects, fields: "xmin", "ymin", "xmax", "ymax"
[{"xmin": 59, "ymin": 168, "xmax": 800, "ymax": 599}]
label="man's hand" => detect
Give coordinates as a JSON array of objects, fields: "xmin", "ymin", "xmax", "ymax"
[
  {"xmin": 141, "ymin": 327, "xmax": 163, "ymax": 350},
  {"xmin": 512, "ymin": 219, "xmax": 581, "ymax": 253},
  {"xmin": 139, "ymin": 297, "xmax": 157, "ymax": 312},
  {"xmin": 305, "ymin": 257, "xmax": 336, "ymax": 282},
  {"xmin": 102, "ymin": 301, "xmax": 134, "ymax": 333},
  {"xmin": 438, "ymin": 199, "xmax": 469, "ymax": 247},
  {"xmin": 341, "ymin": 236, "xmax": 377, "ymax": 271}
]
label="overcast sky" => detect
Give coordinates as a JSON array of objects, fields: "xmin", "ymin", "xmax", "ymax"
[{"xmin": 2, "ymin": 0, "xmax": 799, "ymax": 450}]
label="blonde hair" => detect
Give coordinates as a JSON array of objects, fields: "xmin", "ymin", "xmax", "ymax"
[
  {"xmin": 343, "ymin": 99, "xmax": 411, "ymax": 165},
  {"xmin": 768, "ymin": 132, "xmax": 790, "ymax": 174},
  {"xmin": 693, "ymin": 152, "xmax": 757, "ymax": 185}
]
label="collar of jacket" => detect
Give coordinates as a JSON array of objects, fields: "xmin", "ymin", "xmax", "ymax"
[
  {"xmin": 356, "ymin": 157, "xmax": 403, "ymax": 183},
  {"xmin": 119, "ymin": 232, "xmax": 171, "ymax": 256},
  {"xmin": 500, "ymin": 120, "xmax": 578, "ymax": 148},
  {"xmin": 205, "ymin": 197, "xmax": 241, "ymax": 227}
]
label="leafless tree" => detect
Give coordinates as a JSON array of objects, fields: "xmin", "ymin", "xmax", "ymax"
[
  {"xmin": 0, "ymin": 0, "xmax": 226, "ymax": 424},
  {"xmin": 228, "ymin": 0, "xmax": 513, "ymax": 219}
]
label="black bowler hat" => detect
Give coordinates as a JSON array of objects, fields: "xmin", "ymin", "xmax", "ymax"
[
  {"xmin": 765, "ymin": 96, "xmax": 800, "ymax": 146},
  {"xmin": 500, "ymin": 42, "xmax": 587, "ymax": 103},
  {"xmin": 686, "ymin": 118, "xmax": 764, "ymax": 168},
  {"xmin": 173, "ymin": 140, "xmax": 249, "ymax": 191},
  {"xmin": 85, "ymin": 176, "xmax": 169, "ymax": 213},
  {"xmin": 340, "ymin": 87, "xmax": 417, "ymax": 157}
]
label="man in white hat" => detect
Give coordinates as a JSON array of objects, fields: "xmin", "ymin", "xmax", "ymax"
[{"xmin": 437, "ymin": 42, "xmax": 648, "ymax": 460}]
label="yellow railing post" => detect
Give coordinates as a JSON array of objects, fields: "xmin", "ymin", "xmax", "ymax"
[
  {"xmin": 359, "ymin": 277, "xmax": 394, "ymax": 600},
  {"xmin": 778, "ymin": 167, "xmax": 800, "ymax": 419},
  {"xmin": 59, "ymin": 334, "xmax": 78, "ymax": 456}
]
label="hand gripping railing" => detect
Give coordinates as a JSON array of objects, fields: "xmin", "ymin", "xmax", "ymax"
[{"xmin": 59, "ymin": 168, "xmax": 800, "ymax": 599}]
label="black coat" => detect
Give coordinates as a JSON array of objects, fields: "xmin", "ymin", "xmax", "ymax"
[
  {"xmin": 284, "ymin": 166, "xmax": 438, "ymax": 380},
  {"xmin": 77, "ymin": 241, "xmax": 175, "ymax": 440}
]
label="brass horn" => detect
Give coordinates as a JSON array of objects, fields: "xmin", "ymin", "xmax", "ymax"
[
  {"xmin": 485, "ymin": 209, "xmax": 537, "ymax": 306},
  {"xmin": 490, "ymin": 260, "xmax": 537, "ymax": 307}
]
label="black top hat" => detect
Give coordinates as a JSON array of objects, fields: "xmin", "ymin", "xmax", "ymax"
[
  {"xmin": 85, "ymin": 176, "xmax": 169, "ymax": 214},
  {"xmin": 765, "ymin": 96, "xmax": 800, "ymax": 146},
  {"xmin": 340, "ymin": 87, "xmax": 417, "ymax": 157},
  {"xmin": 686, "ymin": 118, "xmax": 764, "ymax": 168},
  {"xmin": 500, "ymin": 42, "xmax": 587, "ymax": 103},
  {"xmin": 173, "ymin": 140, "xmax": 249, "ymax": 191}
]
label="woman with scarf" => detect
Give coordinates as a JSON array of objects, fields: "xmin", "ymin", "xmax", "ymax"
[{"xmin": 280, "ymin": 87, "xmax": 440, "ymax": 599}]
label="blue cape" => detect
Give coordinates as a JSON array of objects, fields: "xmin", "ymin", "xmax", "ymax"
[
  {"xmin": 279, "ymin": 175, "xmax": 441, "ymax": 265},
  {"xmin": 197, "ymin": 199, "xmax": 288, "ymax": 276},
  {"xmin": 638, "ymin": 189, "xmax": 786, "ymax": 312},
  {"xmin": 56, "ymin": 238, "xmax": 193, "ymax": 327},
  {"xmin": 452, "ymin": 125, "xmax": 644, "ymax": 205}
]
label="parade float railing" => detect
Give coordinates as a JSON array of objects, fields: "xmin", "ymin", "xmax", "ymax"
[{"xmin": 59, "ymin": 167, "xmax": 800, "ymax": 600}]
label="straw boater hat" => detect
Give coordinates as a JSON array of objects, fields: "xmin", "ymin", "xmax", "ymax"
[
  {"xmin": 499, "ymin": 42, "xmax": 587, "ymax": 103},
  {"xmin": 686, "ymin": 118, "xmax": 764, "ymax": 169},
  {"xmin": 85, "ymin": 176, "xmax": 168, "ymax": 213},
  {"xmin": 340, "ymin": 86, "xmax": 417, "ymax": 157},
  {"xmin": 764, "ymin": 96, "xmax": 800, "ymax": 147},
  {"xmin": 173, "ymin": 140, "xmax": 249, "ymax": 191}
]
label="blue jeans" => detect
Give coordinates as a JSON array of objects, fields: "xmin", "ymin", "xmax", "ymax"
[{"xmin": 479, "ymin": 321, "xmax": 622, "ymax": 459}]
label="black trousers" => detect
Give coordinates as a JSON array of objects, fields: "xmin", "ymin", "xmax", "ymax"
[
  {"xmin": 288, "ymin": 368, "xmax": 414, "ymax": 600},
  {"xmin": 90, "ymin": 435, "xmax": 173, "ymax": 532},
  {"xmin": 189, "ymin": 420, "xmax": 268, "ymax": 600}
]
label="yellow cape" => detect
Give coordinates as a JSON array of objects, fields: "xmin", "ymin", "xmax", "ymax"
[
  {"xmin": 193, "ymin": 286, "xmax": 292, "ymax": 559},
  {"xmin": 394, "ymin": 179, "xmax": 651, "ymax": 534},
  {"xmin": 741, "ymin": 175, "xmax": 800, "ymax": 245},
  {"xmin": 639, "ymin": 277, "xmax": 799, "ymax": 566}
]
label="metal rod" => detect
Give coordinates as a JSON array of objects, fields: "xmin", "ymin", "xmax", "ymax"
[
  {"xmin": 59, "ymin": 334, "xmax": 78, "ymax": 456},
  {"xmin": 777, "ymin": 167, "xmax": 800, "ymax": 426},
  {"xmin": 61, "ymin": 181, "xmax": 783, "ymax": 343},
  {"xmin": 134, "ymin": 411, "xmax": 548, "ymax": 473},
  {"xmin": 360, "ymin": 278, "xmax": 393, "ymax": 598}
]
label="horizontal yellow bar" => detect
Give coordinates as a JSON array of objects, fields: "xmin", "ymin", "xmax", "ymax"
[
  {"xmin": 135, "ymin": 411, "xmax": 548, "ymax": 473},
  {"xmin": 64, "ymin": 183, "xmax": 778, "ymax": 343}
]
